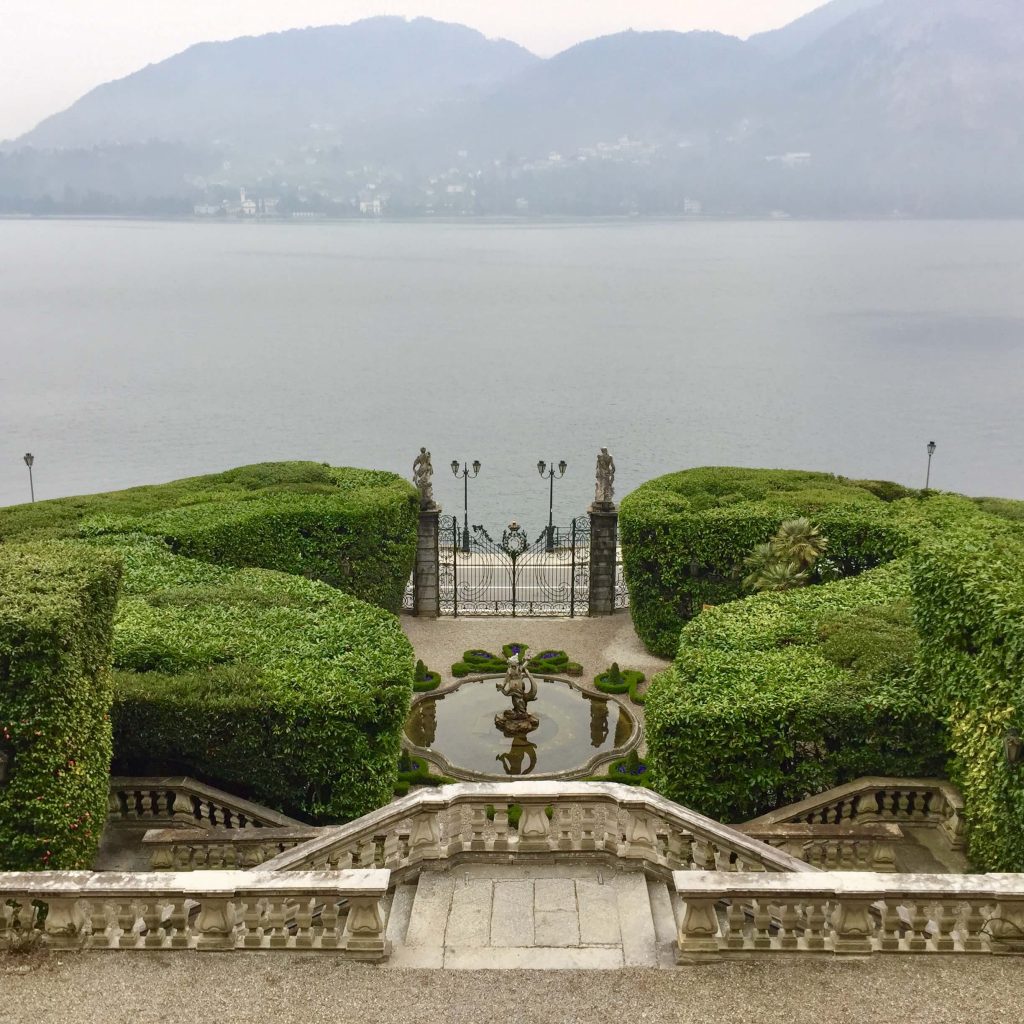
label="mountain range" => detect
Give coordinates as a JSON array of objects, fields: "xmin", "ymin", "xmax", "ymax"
[{"xmin": 3, "ymin": 0, "xmax": 1023, "ymax": 217}]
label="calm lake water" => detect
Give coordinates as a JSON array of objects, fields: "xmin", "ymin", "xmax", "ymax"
[{"xmin": 1, "ymin": 219, "xmax": 1022, "ymax": 526}]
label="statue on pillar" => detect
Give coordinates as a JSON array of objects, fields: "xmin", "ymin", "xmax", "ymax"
[
  {"xmin": 412, "ymin": 447, "xmax": 437, "ymax": 510},
  {"xmin": 594, "ymin": 447, "xmax": 616, "ymax": 507}
]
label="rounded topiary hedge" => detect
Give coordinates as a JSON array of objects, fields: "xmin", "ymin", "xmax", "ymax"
[
  {"xmin": 0, "ymin": 462, "xmax": 418, "ymax": 614},
  {"xmin": 104, "ymin": 536, "xmax": 414, "ymax": 824},
  {"xmin": 0, "ymin": 542, "xmax": 122, "ymax": 870},
  {"xmin": 645, "ymin": 560, "xmax": 948, "ymax": 823},
  {"xmin": 619, "ymin": 468, "xmax": 923, "ymax": 657}
]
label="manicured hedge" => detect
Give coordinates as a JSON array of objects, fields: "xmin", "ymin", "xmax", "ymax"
[
  {"xmin": 0, "ymin": 462, "xmax": 418, "ymax": 613},
  {"xmin": 619, "ymin": 468, "xmax": 920, "ymax": 656},
  {"xmin": 645, "ymin": 561, "xmax": 948, "ymax": 822},
  {"xmin": 0, "ymin": 542, "xmax": 122, "ymax": 870},
  {"xmin": 911, "ymin": 525, "xmax": 1024, "ymax": 871},
  {"xmin": 103, "ymin": 536, "xmax": 414, "ymax": 824}
]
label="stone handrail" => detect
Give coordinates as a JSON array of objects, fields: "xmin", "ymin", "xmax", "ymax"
[
  {"xmin": 259, "ymin": 781, "xmax": 816, "ymax": 878},
  {"xmin": 109, "ymin": 777, "xmax": 305, "ymax": 830},
  {"xmin": 743, "ymin": 777, "xmax": 965, "ymax": 851},
  {"xmin": 739, "ymin": 824, "xmax": 902, "ymax": 873},
  {"xmin": 143, "ymin": 827, "xmax": 323, "ymax": 870},
  {"xmin": 0, "ymin": 869, "xmax": 390, "ymax": 958},
  {"xmin": 674, "ymin": 871, "xmax": 1024, "ymax": 959}
]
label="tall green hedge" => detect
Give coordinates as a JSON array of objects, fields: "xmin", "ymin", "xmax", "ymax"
[
  {"xmin": 618, "ymin": 467, "xmax": 1001, "ymax": 656},
  {"xmin": 102, "ymin": 536, "xmax": 414, "ymax": 823},
  {"xmin": 912, "ymin": 525, "xmax": 1024, "ymax": 870},
  {"xmin": 0, "ymin": 462, "xmax": 418, "ymax": 613},
  {"xmin": 645, "ymin": 561, "xmax": 948, "ymax": 822},
  {"xmin": 0, "ymin": 542, "xmax": 121, "ymax": 870}
]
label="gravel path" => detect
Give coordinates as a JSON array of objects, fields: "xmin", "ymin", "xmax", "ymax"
[
  {"xmin": 3, "ymin": 954, "xmax": 1021, "ymax": 1024},
  {"xmin": 400, "ymin": 611, "xmax": 671, "ymax": 693}
]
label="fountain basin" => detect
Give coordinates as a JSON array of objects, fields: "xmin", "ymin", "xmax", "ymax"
[{"xmin": 404, "ymin": 675, "xmax": 640, "ymax": 780}]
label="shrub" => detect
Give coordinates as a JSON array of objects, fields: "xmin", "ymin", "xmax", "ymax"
[
  {"xmin": 451, "ymin": 645, "xmax": 582, "ymax": 678},
  {"xmin": 413, "ymin": 659, "xmax": 442, "ymax": 692},
  {"xmin": 103, "ymin": 537, "xmax": 414, "ymax": 824},
  {"xmin": 911, "ymin": 524, "xmax": 1024, "ymax": 870},
  {"xmin": 645, "ymin": 561, "xmax": 947, "ymax": 822},
  {"xmin": 0, "ymin": 542, "xmax": 122, "ymax": 870},
  {"xmin": 0, "ymin": 462, "xmax": 418, "ymax": 614},
  {"xmin": 594, "ymin": 663, "xmax": 646, "ymax": 704}
]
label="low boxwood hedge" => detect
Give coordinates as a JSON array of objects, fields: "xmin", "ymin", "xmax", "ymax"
[
  {"xmin": 101, "ymin": 536, "xmax": 414, "ymax": 824},
  {"xmin": 452, "ymin": 645, "xmax": 582, "ymax": 678},
  {"xmin": 645, "ymin": 560, "xmax": 948, "ymax": 822},
  {"xmin": 0, "ymin": 542, "xmax": 122, "ymax": 870},
  {"xmin": 594, "ymin": 664, "xmax": 646, "ymax": 704}
]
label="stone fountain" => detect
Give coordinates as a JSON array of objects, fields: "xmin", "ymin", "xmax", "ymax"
[{"xmin": 494, "ymin": 656, "xmax": 540, "ymax": 736}]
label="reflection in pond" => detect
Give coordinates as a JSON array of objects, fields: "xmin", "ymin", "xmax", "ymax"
[{"xmin": 405, "ymin": 677, "xmax": 635, "ymax": 777}]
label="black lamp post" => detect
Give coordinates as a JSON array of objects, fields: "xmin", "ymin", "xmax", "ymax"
[
  {"xmin": 537, "ymin": 459, "xmax": 567, "ymax": 553},
  {"xmin": 23, "ymin": 453, "xmax": 35, "ymax": 502},
  {"xmin": 451, "ymin": 459, "xmax": 481, "ymax": 553},
  {"xmin": 925, "ymin": 441, "xmax": 937, "ymax": 490}
]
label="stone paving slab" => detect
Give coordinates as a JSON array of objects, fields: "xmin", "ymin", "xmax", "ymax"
[
  {"xmin": 490, "ymin": 880, "xmax": 535, "ymax": 947},
  {"xmin": 576, "ymin": 878, "xmax": 621, "ymax": 945}
]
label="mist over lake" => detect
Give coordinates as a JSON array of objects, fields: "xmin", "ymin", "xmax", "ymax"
[{"xmin": 1, "ymin": 218, "xmax": 1022, "ymax": 526}]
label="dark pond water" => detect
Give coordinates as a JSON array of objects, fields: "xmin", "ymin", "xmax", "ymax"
[{"xmin": 404, "ymin": 676, "xmax": 634, "ymax": 777}]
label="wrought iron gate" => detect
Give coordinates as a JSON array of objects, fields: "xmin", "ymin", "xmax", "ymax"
[{"xmin": 440, "ymin": 516, "xmax": 591, "ymax": 617}]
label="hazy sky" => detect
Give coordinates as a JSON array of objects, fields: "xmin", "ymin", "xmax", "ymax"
[{"xmin": 2, "ymin": 2, "xmax": 828, "ymax": 141}]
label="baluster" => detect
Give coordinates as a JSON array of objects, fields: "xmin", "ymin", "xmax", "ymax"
[
  {"xmin": 470, "ymin": 806, "xmax": 488, "ymax": 851},
  {"xmin": 879, "ymin": 900, "xmax": 902, "ymax": 951},
  {"xmin": 666, "ymin": 829, "xmax": 691, "ymax": 869},
  {"xmin": 804, "ymin": 901, "xmax": 828, "ymax": 952},
  {"xmin": 42, "ymin": 897, "xmax": 85, "ymax": 950},
  {"xmin": 691, "ymin": 839, "xmax": 716, "ymax": 871},
  {"xmin": 896, "ymin": 791, "xmax": 911, "ymax": 820},
  {"xmin": 933, "ymin": 901, "xmax": 958, "ymax": 952},
  {"xmin": 838, "ymin": 798, "xmax": 853, "ymax": 824},
  {"xmin": 140, "ymin": 901, "xmax": 165, "ymax": 949},
  {"xmin": 166, "ymin": 897, "xmax": 191, "ymax": 949},
  {"xmin": 881, "ymin": 790, "xmax": 898, "ymax": 819},
  {"xmin": 623, "ymin": 810, "xmax": 656, "ymax": 860},
  {"xmin": 319, "ymin": 898, "xmax": 341, "ymax": 949},
  {"xmin": 579, "ymin": 804, "xmax": 598, "ymax": 852},
  {"xmin": 554, "ymin": 805, "xmax": 575, "ymax": 851},
  {"xmin": 239, "ymin": 897, "xmax": 265, "ymax": 948},
  {"xmin": 356, "ymin": 838, "xmax": 377, "ymax": 868},
  {"xmin": 907, "ymin": 901, "xmax": 930, "ymax": 951},
  {"xmin": 724, "ymin": 899, "xmax": 747, "ymax": 950},
  {"xmin": 492, "ymin": 803, "xmax": 511, "ymax": 852},
  {"xmin": 985, "ymin": 901, "xmax": 1024, "ymax": 954},
  {"xmin": 854, "ymin": 792, "xmax": 880, "ymax": 822},
  {"xmin": 172, "ymin": 792, "xmax": 197, "ymax": 825},
  {"xmin": 962, "ymin": 901, "xmax": 989, "ymax": 953},
  {"xmin": 751, "ymin": 899, "xmax": 772, "ymax": 950},
  {"xmin": 778, "ymin": 901, "xmax": 802, "ymax": 951},
  {"xmin": 329, "ymin": 848, "xmax": 354, "ymax": 870},
  {"xmin": 382, "ymin": 830, "xmax": 402, "ymax": 868},
  {"xmin": 86, "ymin": 900, "xmax": 113, "ymax": 948},
  {"xmin": 107, "ymin": 790, "xmax": 123, "ymax": 821},
  {"xmin": 293, "ymin": 897, "xmax": 314, "ymax": 949},
  {"xmin": 115, "ymin": 900, "xmax": 140, "ymax": 949}
]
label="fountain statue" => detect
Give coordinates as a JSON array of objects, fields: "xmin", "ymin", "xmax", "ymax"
[{"xmin": 495, "ymin": 656, "xmax": 540, "ymax": 736}]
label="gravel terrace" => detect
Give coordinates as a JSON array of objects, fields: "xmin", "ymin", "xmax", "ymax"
[{"xmin": 2, "ymin": 954, "xmax": 1021, "ymax": 1024}]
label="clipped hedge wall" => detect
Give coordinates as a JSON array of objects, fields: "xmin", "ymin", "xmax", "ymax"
[
  {"xmin": 912, "ymin": 525, "xmax": 1024, "ymax": 871},
  {"xmin": 0, "ymin": 542, "xmax": 122, "ymax": 870},
  {"xmin": 645, "ymin": 561, "xmax": 947, "ymax": 822},
  {"xmin": 103, "ymin": 536, "xmax": 414, "ymax": 824},
  {"xmin": 0, "ymin": 462, "xmax": 418, "ymax": 614}
]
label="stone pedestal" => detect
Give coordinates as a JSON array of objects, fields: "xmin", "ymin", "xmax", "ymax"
[
  {"xmin": 588, "ymin": 503, "xmax": 618, "ymax": 617},
  {"xmin": 414, "ymin": 508, "xmax": 440, "ymax": 618}
]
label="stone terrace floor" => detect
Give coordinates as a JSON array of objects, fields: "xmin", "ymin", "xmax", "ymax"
[
  {"xmin": 3, "ymin": 954, "xmax": 1021, "ymax": 1024},
  {"xmin": 400, "ymin": 609, "xmax": 672, "ymax": 697}
]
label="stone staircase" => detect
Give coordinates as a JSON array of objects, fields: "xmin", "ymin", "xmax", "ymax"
[{"xmin": 383, "ymin": 864, "xmax": 678, "ymax": 969}]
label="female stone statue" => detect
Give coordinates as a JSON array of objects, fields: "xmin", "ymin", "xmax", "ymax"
[{"xmin": 412, "ymin": 447, "xmax": 436, "ymax": 509}]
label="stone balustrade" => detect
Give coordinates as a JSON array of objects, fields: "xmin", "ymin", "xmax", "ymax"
[
  {"xmin": 744, "ymin": 777, "xmax": 964, "ymax": 851},
  {"xmin": 675, "ymin": 871, "xmax": 1024, "ymax": 960},
  {"xmin": 739, "ymin": 824, "xmax": 902, "ymax": 873},
  {"xmin": 143, "ymin": 827, "xmax": 322, "ymax": 870},
  {"xmin": 259, "ymin": 781, "xmax": 815, "ymax": 879},
  {"xmin": 109, "ymin": 777, "xmax": 305, "ymax": 831},
  {"xmin": 0, "ymin": 870, "xmax": 391, "ymax": 958}
]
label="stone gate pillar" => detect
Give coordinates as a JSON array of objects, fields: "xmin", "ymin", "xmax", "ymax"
[
  {"xmin": 588, "ymin": 502, "xmax": 618, "ymax": 616},
  {"xmin": 414, "ymin": 507, "xmax": 441, "ymax": 618}
]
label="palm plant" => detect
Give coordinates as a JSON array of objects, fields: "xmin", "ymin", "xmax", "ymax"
[
  {"xmin": 740, "ymin": 518, "xmax": 828, "ymax": 593},
  {"xmin": 747, "ymin": 558, "xmax": 810, "ymax": 593},
  {"xmin": 770, "ymin": 517, "xmax": 828, "ymax": 569}
]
